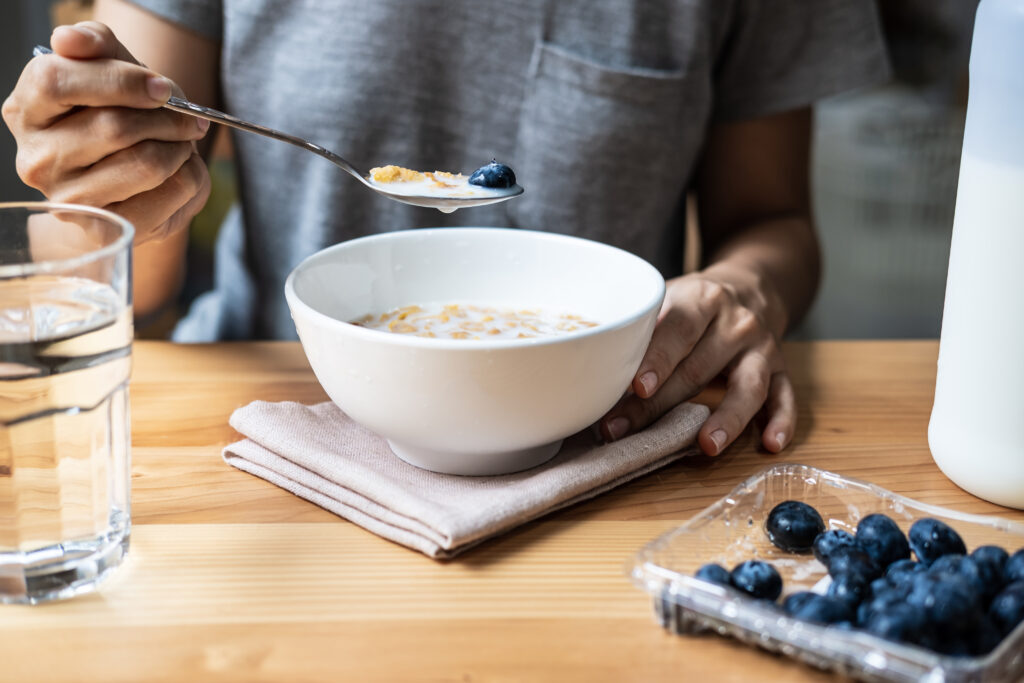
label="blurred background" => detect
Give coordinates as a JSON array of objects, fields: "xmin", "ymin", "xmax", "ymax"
[{"xmin": 0, "ymin": 0, "xmax": 981, "ymax": 340}]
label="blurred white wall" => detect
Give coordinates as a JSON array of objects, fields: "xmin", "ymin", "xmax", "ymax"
[
  {"xmin": 796, "ymin": 88, "xmax": 965, "ymax": 340},
  {"xmin": 795, "ymin": 0, "xmax": 980, "ymax": 339}
]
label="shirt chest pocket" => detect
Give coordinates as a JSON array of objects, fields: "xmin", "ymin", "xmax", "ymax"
[{"xmin": 508, "ymin": 42, "xmax": 710, "ymax": 255}]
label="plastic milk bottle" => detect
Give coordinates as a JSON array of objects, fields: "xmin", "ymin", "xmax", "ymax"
[{"xmin": 929, "ymin": 0, "xmax": 1024, "ymax": 508}]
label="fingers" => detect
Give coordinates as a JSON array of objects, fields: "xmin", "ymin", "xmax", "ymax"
[
  {"xmin": 50, "ymin": 139, "xmax": 195, "ymax": 207},
  {"xmin": 106, "ymin": 152, "xmax": 211, "ymax": 244},
  {"xmin": 600, "ymin": 328, "xmax": 740, "ymax": 441},
  {"xmin": 7, "ymin": 22, "xmax": 173, "ymax": 132},
  {"xmin": 630, "ymin": 279, "xmax": 724, "ymax": 398},
  {"xmin": 697, "ymin": 351, "xmax": 776, "ymax": 456},
  {"xmin": 759, "ymin": 372, "xmax": 797, "ymax": 453},
  {"xmin": 17, "ymin": 55, "xmax": 173, "ymax": 126},
  {"xmin": 632, "ymin": 308, "xmax": 707, "ymax": 398},
  {"xmin": 598, "ymin": 268, "xmax": 799, "ymax": 455},
  {"xmin": 47, "ymin": 105, "xmax": 208, "ymax": 172},
  {"xmin": 51, "ymin": 22, "xmax": 139, "ymax": 63},
  {"xmin": 600, "ymin": 368, "xmax": 692, "ymax": 443},
  {"xmin": 604, "ymin": 347, "xmax": 795, "ymax": 458}
]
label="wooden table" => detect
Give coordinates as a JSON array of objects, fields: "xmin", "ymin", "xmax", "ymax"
[{"xmin": 2, "ymin": 340, "xmax": 1021, "ymax": 682}]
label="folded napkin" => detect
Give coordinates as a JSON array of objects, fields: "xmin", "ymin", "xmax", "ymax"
[{"xmin": 223, "ymin": 400, "xmax": 709, "ymax": 559}]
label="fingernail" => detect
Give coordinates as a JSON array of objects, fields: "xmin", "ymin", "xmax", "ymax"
[
  {"xmin": 709, "ymin": 429, "xmax": 727, "ymax": 454},
  {"xmin": 72, "ymin": 23, "xmax": 102, "ymax": 42},
  {"xmin": 54, "ymin": 24, "xmax": 99, "ymax": 43},
  {"xmin": 638, "ymin": 371, "xmax": 658, "ymax": 397},
  {"xmin": 196, "ymin": 117, "xmax": 210, "ymax": 133},
  {"xmin": 775, "ymin": 431, "xmax": 787, "ymax": 449},
  {"xmin": 147, "ymin": 76, "xmax": 172, "ymax": 102},
  {"xmin": 605, "ymin": 416, "xmax": 630, "ymax": 442}
]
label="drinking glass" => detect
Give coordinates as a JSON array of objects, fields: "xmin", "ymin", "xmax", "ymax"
[{"xmin": 0, "ymin": 202, "xmax": 134, "ymax": 604}]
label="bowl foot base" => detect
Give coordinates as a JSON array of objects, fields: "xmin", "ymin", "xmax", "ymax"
[{"xmin": 386, "ymin": 439, "xmax": 564, "ymax": 476}]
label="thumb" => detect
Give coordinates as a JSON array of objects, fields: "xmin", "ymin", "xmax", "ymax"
[{"xmin": 50, "ymin": 21, "xmax": 140, "ymax": 64}]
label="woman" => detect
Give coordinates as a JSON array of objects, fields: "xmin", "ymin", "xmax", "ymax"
[{"xmin": 2, "ymin": 0, "xmax": 889, "ymax": 455}]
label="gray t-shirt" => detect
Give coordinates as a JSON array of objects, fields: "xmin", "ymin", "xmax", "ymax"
[{"xmin": 128, "ymin": 0, "xmax": 889, "ymax": 341}]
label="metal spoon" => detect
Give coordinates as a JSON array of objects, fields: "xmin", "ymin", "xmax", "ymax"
[{"xmin": 33, "ymin": 45, "xmax": 524, "ymax": 212}]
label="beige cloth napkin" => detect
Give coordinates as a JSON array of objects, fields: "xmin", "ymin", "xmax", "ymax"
[{"xmin": 223, "ymin": 400, "xmax": 709, "ymax": 559}]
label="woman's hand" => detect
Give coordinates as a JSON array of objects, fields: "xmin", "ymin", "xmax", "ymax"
[
  {"xmin": 600, "ymin": 265, "xmax": 796, "ymax": 456},
  {"xmin": 2, "ymin": 21, "xmax": 211, "ymax": 245},
  {"xmin": 599, "ymin": 107, "xmax": 817, "ymax": 456}
]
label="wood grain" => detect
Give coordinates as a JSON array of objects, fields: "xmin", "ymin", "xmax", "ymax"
[{"xmin": 1, "ymin": 340, "xmax": 1021, "ymax": 682}]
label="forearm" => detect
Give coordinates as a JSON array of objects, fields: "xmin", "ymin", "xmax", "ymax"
[
  {"xmin": 701, "ymin": 213, "xmax": 821, "ymax": 339},
  {"xmin": 693, "ymin": 106, "xmax": 817, "ymax": 339},
  {"xmin": 132, "ymin": 228, "xmax": 189, "ymax": 318}
]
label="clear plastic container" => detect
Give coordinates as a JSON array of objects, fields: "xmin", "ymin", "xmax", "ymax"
[{"xmin": 628, "ymin": 463, "xmax": 1024, "ymax": 682}]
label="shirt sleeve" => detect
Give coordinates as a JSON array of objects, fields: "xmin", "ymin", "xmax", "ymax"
[
  {"xmin": 712, "ymin": 0, "xmax": 891, "ymax": 121},
  {"xmin": 125, "ymin": 0, "xmax": 222, "ymax": 42}
]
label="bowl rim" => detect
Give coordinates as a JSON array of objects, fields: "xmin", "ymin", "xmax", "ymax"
[{"xmin": 284, "ymin": 227, "xmax": 666, "ymax": 350}]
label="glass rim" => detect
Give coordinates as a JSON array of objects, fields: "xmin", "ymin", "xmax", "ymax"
[{"xmin": 0, "ymin": 201, "xmax": 135, "ymax": 278}]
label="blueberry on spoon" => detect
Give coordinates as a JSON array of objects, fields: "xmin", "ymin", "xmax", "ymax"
[{"xmin": 469, "ymin": 159, "xmax": 517, "ymax": 189}]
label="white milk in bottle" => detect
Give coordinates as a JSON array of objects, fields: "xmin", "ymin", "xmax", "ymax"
[{"xmin": 929, "ymin": 0, "xmax": 1024, "ymax": 508}]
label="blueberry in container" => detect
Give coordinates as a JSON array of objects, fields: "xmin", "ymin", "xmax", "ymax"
[
  {"xmin": 856, "ymin": 513, "xmax": 911, "ymax": 568},
  {"xmin": 909, "ymin": 518, "xmax": 968, "ymax": 566},
  {"xmin": 695, "ymin": 563, "xmax": 731, "ymax": 587},
  {"xmin": 730, "ymin": 560, "xmax": 783, "ymax": 600},
  {"xmin": 627, "ymin": 463, "xmax": 1024, "ymax": 683},
  {"xmin": 766, "ymin": 500, "xmax": 825, "ymax": 553},
  {"xmin": 813, "ymin": 528, "xmax": 859, "ymax": 569}
]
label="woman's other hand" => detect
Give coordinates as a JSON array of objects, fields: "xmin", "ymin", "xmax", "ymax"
[{"xmin": 600, "ymin": 107, "xmax": 818, "ymax": 457}]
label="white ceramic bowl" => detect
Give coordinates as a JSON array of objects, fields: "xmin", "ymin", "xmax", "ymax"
[{"xmin": 284, "ymin": 227, "xmax": 665, "ymax": 475}]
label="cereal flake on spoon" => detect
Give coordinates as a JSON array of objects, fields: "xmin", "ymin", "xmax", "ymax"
[{"xmin": 367, "ymin": 160, "xmax": 518, "ymax": 213}]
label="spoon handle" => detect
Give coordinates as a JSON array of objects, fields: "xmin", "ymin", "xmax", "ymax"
[
  {"xmin": 159, "ymin": 97, "xmax": 364, "ymax": 181},
  {"xmin": 31, "ymin": 45, "xmax": 366, "ymax": 184}
]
